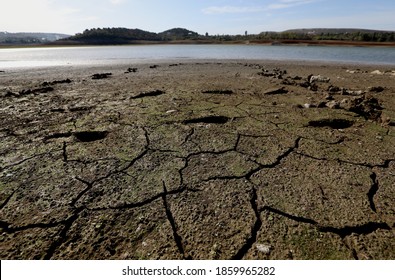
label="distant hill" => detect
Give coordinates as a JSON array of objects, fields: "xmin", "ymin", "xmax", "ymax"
[
  {"xmin": 3, "ymin": 27, "xmax": 394, "ymax": 46},
  {"xmin": 284, "ymin": 28, "xmax": 393, "ymax": 34},
  {"xmin": 59, "ymin": 28, "xmax": 160, "ymax": 44},
  {"xmin": 158, "ymin": 28, "xmax": 199, "ymax": 40},
  {"xmin": 259, "ymin": 28, "xmax": 395, "ymax": 42},
  {"xmin": 0, "ymin": 32, "xmax": 70, "ymax": 45},
  {"xmin": 56, "ymin": 27, "xmax": 201, "ymax": 45}
]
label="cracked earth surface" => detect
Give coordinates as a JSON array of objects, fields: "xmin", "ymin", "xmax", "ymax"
[{"xmin": 1, "ymin": 61, "xmax": 394, "ymax": 259}]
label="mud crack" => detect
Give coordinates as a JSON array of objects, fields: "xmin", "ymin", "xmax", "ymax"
[
  {"xmin": 161, "ymin": 181, "xmax": 190, "ymax": 259},
  {"xmin": 367, "ymin": 172, "xmax": 379, "ymax": 212},
  {"xmin": 232, "ymin": 187, "xmax": 262, "ymax": 260},
  {"xmin": 182, "ymin": 116, "xmax": 230, "ymax": 125},
  {"xmin": 318, "ymin": 222, "xmax": 391, "ymax": 238},
  {"xmin": 262, "ymin": 206, "xmax": 391, "ymax": 238},
  {"xmin": 44, "ymin": 209, "xmax": 82, "ymax": 260}
]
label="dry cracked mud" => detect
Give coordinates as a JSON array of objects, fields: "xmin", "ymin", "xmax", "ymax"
[{"xmin": 1, "ymin": 61, "xmax": 394, "ymax": 259}]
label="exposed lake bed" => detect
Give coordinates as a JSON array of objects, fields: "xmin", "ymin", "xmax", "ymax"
[{"xmin": 0, "ymin": 59, "xmax": 394, "ymax": 259}]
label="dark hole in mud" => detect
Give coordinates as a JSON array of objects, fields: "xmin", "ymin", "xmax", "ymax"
[
  {"xmin": 202, "ymin": 89, "xmax": 233, "ymax": 95},
  {"xmin": 74, "ymin": 131, "xmax": 109, "ymax": 142},
  {"xmin": 307, "ymin": 119, "xmax": 354, "ymax": 129},
  {"xmin": 183, "ymin": 116, "xmax": 230, "ymax": 125},
  {"xmin": 131, "ymin": 90, "xmax": 165, "ymax": 99}
]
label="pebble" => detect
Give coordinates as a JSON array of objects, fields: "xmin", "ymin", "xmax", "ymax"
[
  {"xmin": 326, "ymin": 101, "xmax": 340, "ymax": 109},
  {"xmin": 371, "ymin": 70, "xmax": 383, "ymax": 75},
  {"xmin": 256, "ymin": 244, "xmax": 272, "ymax": 254}
]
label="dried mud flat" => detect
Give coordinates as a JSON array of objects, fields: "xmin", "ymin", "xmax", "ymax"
[{"xmin": 1, "ymin": 60, "xmax": 394, "ymax": 260}]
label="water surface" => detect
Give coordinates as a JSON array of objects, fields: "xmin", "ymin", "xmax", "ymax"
[{"xmin": 1, "ymin": 44, "xmax": 394, "ymax": 68}]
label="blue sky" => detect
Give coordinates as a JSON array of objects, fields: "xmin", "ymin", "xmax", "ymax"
[{"xmin": 1, "ymin": 0, "xmax": 395, "ymax": 35}]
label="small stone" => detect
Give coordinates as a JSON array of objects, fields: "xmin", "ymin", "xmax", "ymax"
[
  {"xmin": 339, "ymin": 98, "xmax": 350, "ymax": 109},
  {"xmin": 371, "ymin": 70, "xmax": 383, "ymax": 75},
  {"xmin": 328, "ymin": 85, "xmax": 341, "ymax": 93},
  {"xmin": 325, "ymin": 94, "xmax": 334, "ymax": 101},
  {"xmin": 326, "ymin": 101, "xmax": 340, "ymax": 109},
  {"xmin": 310, "ymin": 75, "xmax": 330, "ymax": 83},
  {"xmin": 308, "ymin": 84, "xmax": 318, "ymax": 91},
  {"xmin": 369, "ymin": 86, "xmax": 385, "ymax": 93},
  {"xmin": 317, "ymin": 101, "xmax": 327, "ymax": 108},
  {"xmin": 256, "ymin": 244, "xmax": 272, "ymax": 254}
]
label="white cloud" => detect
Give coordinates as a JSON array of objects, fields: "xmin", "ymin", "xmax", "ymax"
[
  {"xmin": 109, "ymin": 0, "xmax": 126, "ymax": 5},
  {"xmin": 203, "ymin": 0, "xmax": 320, "ymax": 15},
  {"xmin": 202, "ymin": 6, "xmax": 266, "ymax": 14},
  {"xmin": 268, "ymin": 0, "xmax": 319, "ymax": 10}
]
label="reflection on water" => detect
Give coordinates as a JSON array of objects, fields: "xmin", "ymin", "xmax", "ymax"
[{"xmin": 0, "ymin": 44, "xmax": 394, "ymax": 68}]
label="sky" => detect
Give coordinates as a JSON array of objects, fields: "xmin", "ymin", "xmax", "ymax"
[{"xmin": 1, "ymin": 0, "xmax": 395, "ymax": 35}]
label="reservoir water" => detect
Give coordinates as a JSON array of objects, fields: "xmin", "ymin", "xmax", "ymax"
[{"xmin": 1, "ymin": 44, "xmax": 395, "ymax": 68}]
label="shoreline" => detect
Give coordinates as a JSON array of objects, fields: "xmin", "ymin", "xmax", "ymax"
[
  {"xmin": 2, "ymin": 37, "xmax": 395, "ymax": 48},
  {"xmin": 2, "ymin": 58, "xmax": 395, "ymax": 72}
]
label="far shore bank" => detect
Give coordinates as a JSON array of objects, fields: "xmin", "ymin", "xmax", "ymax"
[{"xmin": 1, "ymin": 39, "xmax": 395, "ymax": 49}]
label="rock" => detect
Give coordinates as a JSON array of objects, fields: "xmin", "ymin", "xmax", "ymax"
[
  {"xmin": 369, "ymin": 86, "xmax": 385, "ymax": 93},
  {"xmin": 281, "ymin": 78, "xmax": 297, "ymax": 86},
  {"xmin": 328, "ymin": 86, "xmax": 341, "ymax": 93},
  {"xmin": 92, "ymin": 73, "xmax": 112, "ymax": 79},
  {"xmin": 310, "ymin": 75, "xmax": 330, "ymax": 83},
  {"xmin": 308, "ymin": 84, "xmax": 318, "ymax": 92},
  {"xmin": 325, "ymin": 94, "xmax": 334, "ymax": 101},
  {"xmin": 340, "ymin": 98, "xmax": 351, "ymax": 109},
  {"xmin": 347, "ymin": 96, "xmax": 383, "ymax": 121},
  {"xmin": 317, "ymin": 101, "xmax": 327, "ymax": 108},
  {"xmin": 125, "ymin": 67, "xmax": 137, "ymax": 73},
  {"xmin": 342, "ymin": 89, "xmax": 364, "ymax": 96},
  {"xmin": 299, "ymin": 81, "xmax": 311, "ymax": 88},
  {"xmin": 256, "ymin": 244, "xmax": 272, "ymax": 254},
  {"xmin": 326, "ymin": 101, "xmax": 340, "ymax": 109},
  {"xmin": 258, "ymin": 68, "xmax": 286, "ymax": 79},
  {"xmin": 371, "ymin": 70, "xmax": 383, "ymax": 75}
]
